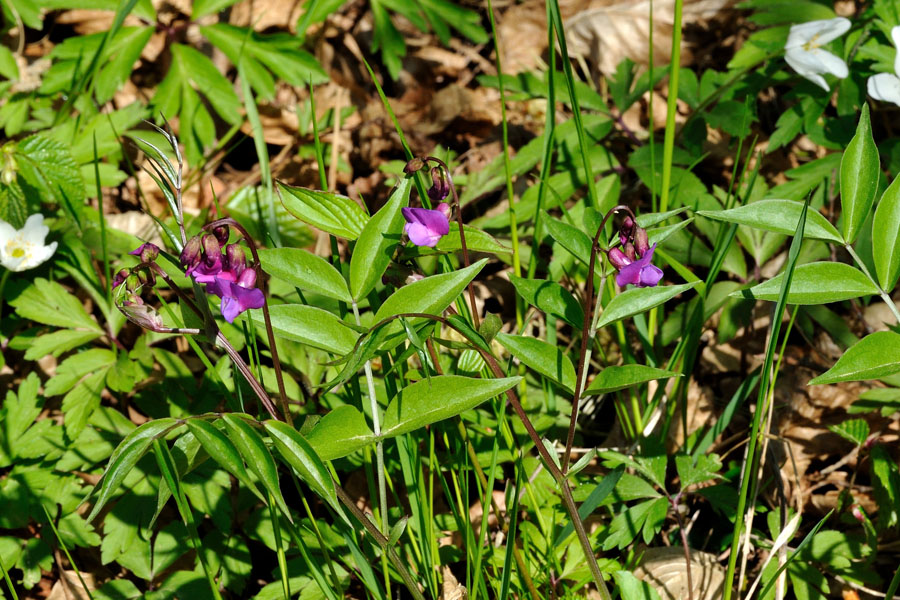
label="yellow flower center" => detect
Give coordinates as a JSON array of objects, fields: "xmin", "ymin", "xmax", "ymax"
[
  {"xmin": 803, "ymin": 33, "xmax": 821, "ymax": 51},
  {"xmin": 5, "ymin": 236, "xmax": 33, "ymax": 263}
]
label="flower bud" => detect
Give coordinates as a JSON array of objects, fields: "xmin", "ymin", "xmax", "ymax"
[
  {"xmin": 180, "ymin": 236, "xmax": 202, "ymax": 270},
  {"xmin": 136, "ymin": 267, "xmax": 157, "ymax": 288},
  {"xmin": 120, "ymin": 301, "xmax": 164, "ymax": 331},
  {"xmin": 201, "ymin": 234, "xmax": 221, "ymax": 264},
  {"xmin": 129, "ymin": 242, "xmax": 160, "ymax": 263},
  {"xmin": 427, "ymin": 167, "xmax": 450, "ymax": 202},
  {"xmin": 212, "ymin": 225, "xmax": 230, "ymax": 246},
  {"xmin": 608, "ymin": 248, "xmax": 632, "ymax": 270},
  {"xmin": 237, "ymin": 267, "xmax": 257, "ymax": 289},
  {"xmin": 404, "ymin": 157, "xmax": 426, "ymax": 174},
  {"xmin": 851, "ymin": 505, "xmax": 865, "ymax": 523},
  {"xmin": 634, "ymin": 226, "xmax": 650, "ymax": 256},
  {"xmin": 224, "ymin": 243, "xmax": 246, "ymax": 278},
  {"xmin": 112, "ymin": 268, "xmax": 130, "ymax": 289},
  {"xmin": 623, "ymin": 242, "xmax": 636, "ymax": 261},
  {"xmin": 437, "ymin": 202, "xmax": 452, "ymax": 220},
  {"xmin": 405, "ymin": 273, "xmax": 425, "ymax": 285}
]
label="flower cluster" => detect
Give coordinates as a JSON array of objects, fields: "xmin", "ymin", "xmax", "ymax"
[
  {"xmin": 0, "ymin": 214, "xmax": 57, "ymax": 272},
  {"xmin": 401, "ymin": 158, "xmax": 454, "ymax": 247},
  {"xmin": 181, "ymin": 229, "xmax": 264, "ymax": 323},
  {"xmin": 607, "ymin": 217, "xmax": 663, "ymax": 288},
  {"xmin": 112, "ymin": 242, "xmax": 164, "ymax": 331}
]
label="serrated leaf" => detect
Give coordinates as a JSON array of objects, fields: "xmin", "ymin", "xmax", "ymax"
[
  {"xmin": 14, "ymin": 135, "xmax": 86, "ymax": 208},
  {"xmin": 496, "ymin": 332, "xmax": 576, "ymax": 391},
  {"xmin": 809, "ymin": 331, "xmax": 900, "ymax": 384},
  {"xmin": 23, "ymin": 330, "xmax": 102, "ymax": 360},
  {"xmin": 613, "ymin": 571, "xmax": 662, "ymax": 600},
  {"xmin": 253, "ymin": 304, "xmax": 359, "ymax": 355},
  {"xmin": 841, "ymin": 104, "xmax": 880, "ymax": 244},
  {"xmin": 186, "ymin": 419, "xmax": 263, "ymax": 501},
  {"xmin": 584, "ymin": 364, "xmax": 680, "ymax": 396},
  {"xmin": 509, "ymin": 275, "xmax": 584, "ymax": 327},
  {"xmin": 221, "ymin": 414, "xmax": 292, "ymax": 522},
  {"xmin": 265, "ymin": 421, "xmax": 338, "ymax": 513},
  {"xmin": 596, "ymin": 282, "xmax": 699, "ymax": 329},
  {"xmin": 381, "ymin": 375, "xmax": 521, "ymax": 438},
  {"xmin": 827, "ymin": 418, "xmax": 870, "ymax": 446},
  {"xmin": 697, "ymin": 199, "xmax": 842, "ymax": 243},
  {"xmin": 10, "ymin": 278, "xmax": 102, "ymax": 332},
  {"xmin": 305, "ymin": 405, "xmax": 376, "ymax": 461},
  {"xmin": 735, "ymin": 262, "xmax": 878, "ymax": 305},
  {"xmin": 88, "ymin": 418, "xmax": 181, "ymax": 521},
  {"xmin": 870, "ymin": 444, "xmax": 900, "ymax": 529},
  {"xmin": 278, "ymin": 183, "xmax": 369, "ymax": 240},
  {"xmin": 350, "ymin": 177, "xmax": 412, "ymax": 300},
  {"xmin": 873, "ymin": 174, "xmax": 900, "ymax": 291},
  {"xmin": 258, "ymin": 247, "xmax": 350, "ymax": 303},
  {"xmin": 675, "ymin": 453, "xmax": 721, "ymax": 489}
]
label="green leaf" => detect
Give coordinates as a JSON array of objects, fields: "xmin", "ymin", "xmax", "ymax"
[
  {"xmin": 495, "ymin": 332, "xmax": 576, "ymax": 391},
  {"xmin": 87, "ymin": 418, "xmax": 180, "ymax": 521},
  {"xmin": 23, "ymin": 330, "xmax": 102, "ymax": 361},
  {"xmin": 697, "ymin": 199, "xmax": 842, "ymax": 243},
  {"xmin": 509, "ymin": 275, "xmax": 584, "ymax": 327},
  {"xmin": 613, "ymin": 571, "xmax": 662, "ymax": 600},
  {"xmin": 221, "ymin": 414, "xmax": 292, "ymax": 522},
  {"xmin": 544, "ymin": 215, "xmax": 596, "ymax": 268},
  {"xmin": 870, "ymin": 444, "xmax": 900, "ymax": 529},
  {"xmin": 278, "ymin": 182, "xmax": 369, "ymax": 240},
  {"xmin": 381, "ymin": 375, "xmax": 521, "ymax": 438},
  {"xmin": 675, "ymin": 453, "xmax": 722, "ymax": 489},
  {"xmin": 14, "ymin": 134, "xmax": 86, "ymax": 210},
  {"xmin": 735, "ymin": 262, "xmax": 878, "ymax": 305},
  {"xmin": 258, "ymin": 247, "xmax": 351, "ymax": 303},
  {"xmin": 584, "ymin": 364, "xmax": 680, "ymax": 395},
  {"xmin": 10, "ymin": 278, "xmax": 102, "ymax": 332},
  {"xmin": 264, "ymin": 421, "xmax": 339, "ymax": 513},
  {"xmin": 405, "ymin": 223, "xmax": 511, "ymax": 255},
  {"xmin": 596, "ymin": 282, "xmax": 699, "ymax": 329},
  {"xmin": 200, "ymin": 24, "xmax": 328, "ymax": 99},
  {"xmin": 193, "ymin": 0, "xmax": 241, "ymax": 19},
  {"xmin": 554, "ymin": 465, "xmax": 624, "ymax": 545},
  {"xmin": 841, "ymin": 104, "xmax": 880, "ymax": 244},
  {"xmin": 873, "ymin": 174, "xmax": 900, "ymax": 291},
  {"xmin": 305, "ymin": 405, "xmax": 376, "ymax": 461},
  {"xmin": 375, "ymin": 258, "xmax": 487, "ymax": 322},
  {"xmin": 350, "ymin": 177, "xmax": 412, "ymax": 300},
  {"xmin": 254, "ymin": 304, "xmax": 359, "ymax": 355},
  {"xmin": 827, "ymin": 418, "xmax": 870, "ymax": 446},
  {"xmin": 185, "ymin": 419, "xmax": 263, "ymax": 501},
  {"xmin": 809, "ymin": 331, "xmax": 900, "ymax": 384}
]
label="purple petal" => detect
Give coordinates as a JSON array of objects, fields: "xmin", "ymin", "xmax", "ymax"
[
  {"xmin": 215, "ymin": 280, "xmax": 264, "ymax": 323},
  {"xmin": 402, "ymin": 206, "xmax": 450, "ymax": 247},
  {"xmin": 616, "ymin": 262, "xmax": 643, "ymax": 287},
  {"xmin": 639, "ymin": 264, "xmax": 664, "ymax": 287},
  {"xmin": 405, "ymin": 222, "xmax": 442, "ymax": 247},
  {"xmin": 191, "ymin": 258, "xmax": 223, "ymax": 284}
]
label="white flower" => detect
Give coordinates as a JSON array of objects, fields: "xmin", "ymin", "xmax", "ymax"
[
  {"xmin": 868, "ymin": 26, "xmax": 900, "ymax": 106},
  {"xmin": 0, "ymin": 214, "xmax": 57, "ymax": 272},
  {"xmin": 785, "ymin": 17, "xmax": 851, "ymax": 91}
]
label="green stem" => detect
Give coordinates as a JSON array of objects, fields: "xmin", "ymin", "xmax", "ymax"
[
  {"xmin": 658, "ymin": 0, "xmax": 683, "ymax": 215},
  {"xmin": 0, "ymin": 552, "xmax": 17, "ymax": 600},
  {"xmin": 845, "ymin": 244, "xmax": 900, "ymax": 325}
]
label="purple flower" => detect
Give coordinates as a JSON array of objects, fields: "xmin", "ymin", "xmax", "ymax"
[
  {"xmin": 402, "ymin": 203, "xmax": 451, "ymax": 247},
  {"xmin": 208, "ymin": 268, "xmax": 264, "ymax": 323},
  {"xmin": 129, "ymin": 242, "xmax": 160, "ymax": 263},
  {"xmin": 614, "ymin": 243, "xmax": 663, "ymax": 288}
]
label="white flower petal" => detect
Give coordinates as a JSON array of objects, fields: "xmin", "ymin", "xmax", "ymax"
[
  {"xmin": 21, "ymin": 214, "xmax": 49, "ymax": 245},
  {"xmin": 814, "ymin": 17, "xmax": 851, "ymax": 45},
  {"xmin": 868, "ymin": 73, "xmax": 900, "ymax": 106},
  {"xmin": 786, "ymin": 18, "xmax": 850, "ymax": 49},
  {"xmin": 785, "ymin": 49, "xmax": 832, "ymax": 91},
  {"xmin": 0, "ymin": 220, "xmax": 16, "ymax": 246},
  {"xmin": 28, "ymin": 241, "xmax": 57, "ymax": 269},
  {"xmin": 812, "ymin": 48, "xmax": 848, "ymax": 78}
]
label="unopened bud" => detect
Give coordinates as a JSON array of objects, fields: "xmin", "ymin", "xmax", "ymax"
[
  {"xmin": 851, "ymin": 505, "xmax": 865, "ymax": 523},
  {"xmin": 224, "ymin": 244, "xmax": 246, "ymax": 276},
  {"xmin": 237, "ymin": 267, "xmax": 257, "ymax": 289},
  {"xmin": 427, "ymin": 167, "xmax": 450, "ymax": 202},
  {"xmin": 129, "ymin": 242, "xmax": 160, "ymax": 264},
  {"xmin": 404, "ymin": 157, "xmax": 426, "ymax": 174},
  {"xmin": 180, "ymin": 236, "xmax": 202, "ymax": 270},
  {"xmin": 405, "ymin": 273, "xmax": 425, "ymax": 285},
  {"xmin": 112, "ymin": 268, "xmax": 130, "ymax": 289},
  {"xmin": 634, "ymin": 226, "xmax": 650, "ymax": 256},
  {"xmin": 437, "ymin": 202, "xmax": 452, "ymax": 220},
  {"xmin": 624, "ymin": 242, "xmax": 636, "ymax": 261},
  {"xmin": 608, "ymin": 248, "xmax": 631, "ymax": 270},
  {"xmin": 212, "ymin": 225, "xmax": 230, "ymax": 247},
  {"xmin": 136, "ymin": 267, "xmax": 156, "ymax": 288},
  {"xmin": 201, "ymin": 234, "xmax": 221, "ymax": 263}
]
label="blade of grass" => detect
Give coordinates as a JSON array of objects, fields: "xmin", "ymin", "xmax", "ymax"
[{"xmin": 40, "ymin": 504, "xmax": 94, "ymax": 600}]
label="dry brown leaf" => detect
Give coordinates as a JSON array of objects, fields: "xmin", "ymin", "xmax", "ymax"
[
  {"xmin": 46, "ymin": 571, "xmax": 97, "ymax": 600},
  {"xmin": 633, "ymin": 546, "xmax": 725, "ymax": 600},
  {"xmin": 441, "ymin": 566, "xmax": 468, "ymax": 600},
  {"xmin": 230, "ymin": 0, "xmax": 307, "ymax": 32}
]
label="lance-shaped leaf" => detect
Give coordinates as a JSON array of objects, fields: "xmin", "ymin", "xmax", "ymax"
[
  {"xmin": 375, "ymin": 258, "xmax": 487, "ymax": 322},
  {"xmin": 496, "ymin": 332, "xmax": 576, "ymax": 391},
  {"xmin": 509, "ymin": 275, "xmax": 584, "ymax": 327},
  {"xmin": 264, "ymin": 421, "xmax": 339, "ymax": 513},
  {"xmin": 544, "ymin": 215, "xmax": 596, "ymax": 267},
  {"xmin": 696, "ymin": 199, "xmax": 842, "ymax": 243},
  {"xmin": 87, "ymin": 418, "xmax": 180, "ymax": 522},
  {"xmin": 381, "ymin": 375, "xmax": 521, "ymax": 438},
  {"xmin": 872, "ymin": 174, "xmax": 900, "ymax": 291},
  {"xmin": 254, "ymin": 304, "xmax": 359, "ymax": 355},
  {"xmin": 305, "ymin": 405, "xmax": 377, "ymax": 461},
  {"xmin": 258, "ymin": 247, "xmax": 351, "ymax": 303},
  {"xmin": 596, "ymin": 282, "xmax": 699, "ymax": 329},
  {"xmin": 221, "ymin": 414, "xmax": 292, "ymax": 522},
  {"xmin": 186, "ymin": 419, "xmax": 263, "ymax": 501},
  {"xmin": 584, "ymin": 364, "xmax": 680, "ymax": 396},
  {"xmin": 841, "ymin": 104, "xmax": 880, "ymax": 244},
  {"xmin": 278, "ymin": 183, "xmax": 369, "ymax": 240},
  {"xmin": 733, "ymin": 262, "xmax": 878, "ymax": 305},
  {"xmin": 809, "ymin": 331, "xmax": 900, "ymax": 384},
  {"xmin": 350, "ymin": 177, "xmax": 412, "ymax": 300}
]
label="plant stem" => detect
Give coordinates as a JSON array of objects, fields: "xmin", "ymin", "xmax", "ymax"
[
  {"xmin": 352, "ymin": 301, "xmax": 389, "ymax": 535},
  {"xmin": 845, "ymin": 244, "xmax": 900, "ymax": 325},
  {"xmin": 658, "ymin": 0, "xmax": 683, "ymax": 215}
]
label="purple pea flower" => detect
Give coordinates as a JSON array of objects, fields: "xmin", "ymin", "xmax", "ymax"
[
  {"xmin": 613, "ymin": 243, "xmax": 663, "ymax": 288},
  {"xmin": 129, "ymin": 242, "xmax": 160, "ymax": 263},
  {"xmin": 401, "ymin": 203, "xmax": 451, "ymax": 247},
  {"xmin": 208, "ymin": 268, "xmax": 265, "ymax": 323}
]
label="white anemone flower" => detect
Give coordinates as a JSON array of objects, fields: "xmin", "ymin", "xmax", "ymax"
[
  {"xmin": 785, "ymin": 17, "xmax": 851, "ymax": 91},
  {"xmin": 0, "ymin": 214, "xmax": 57, "ymax": 272},
  {"xmin": 868, "ymin": 26, "xmax": 900, "ymax": 106}
]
